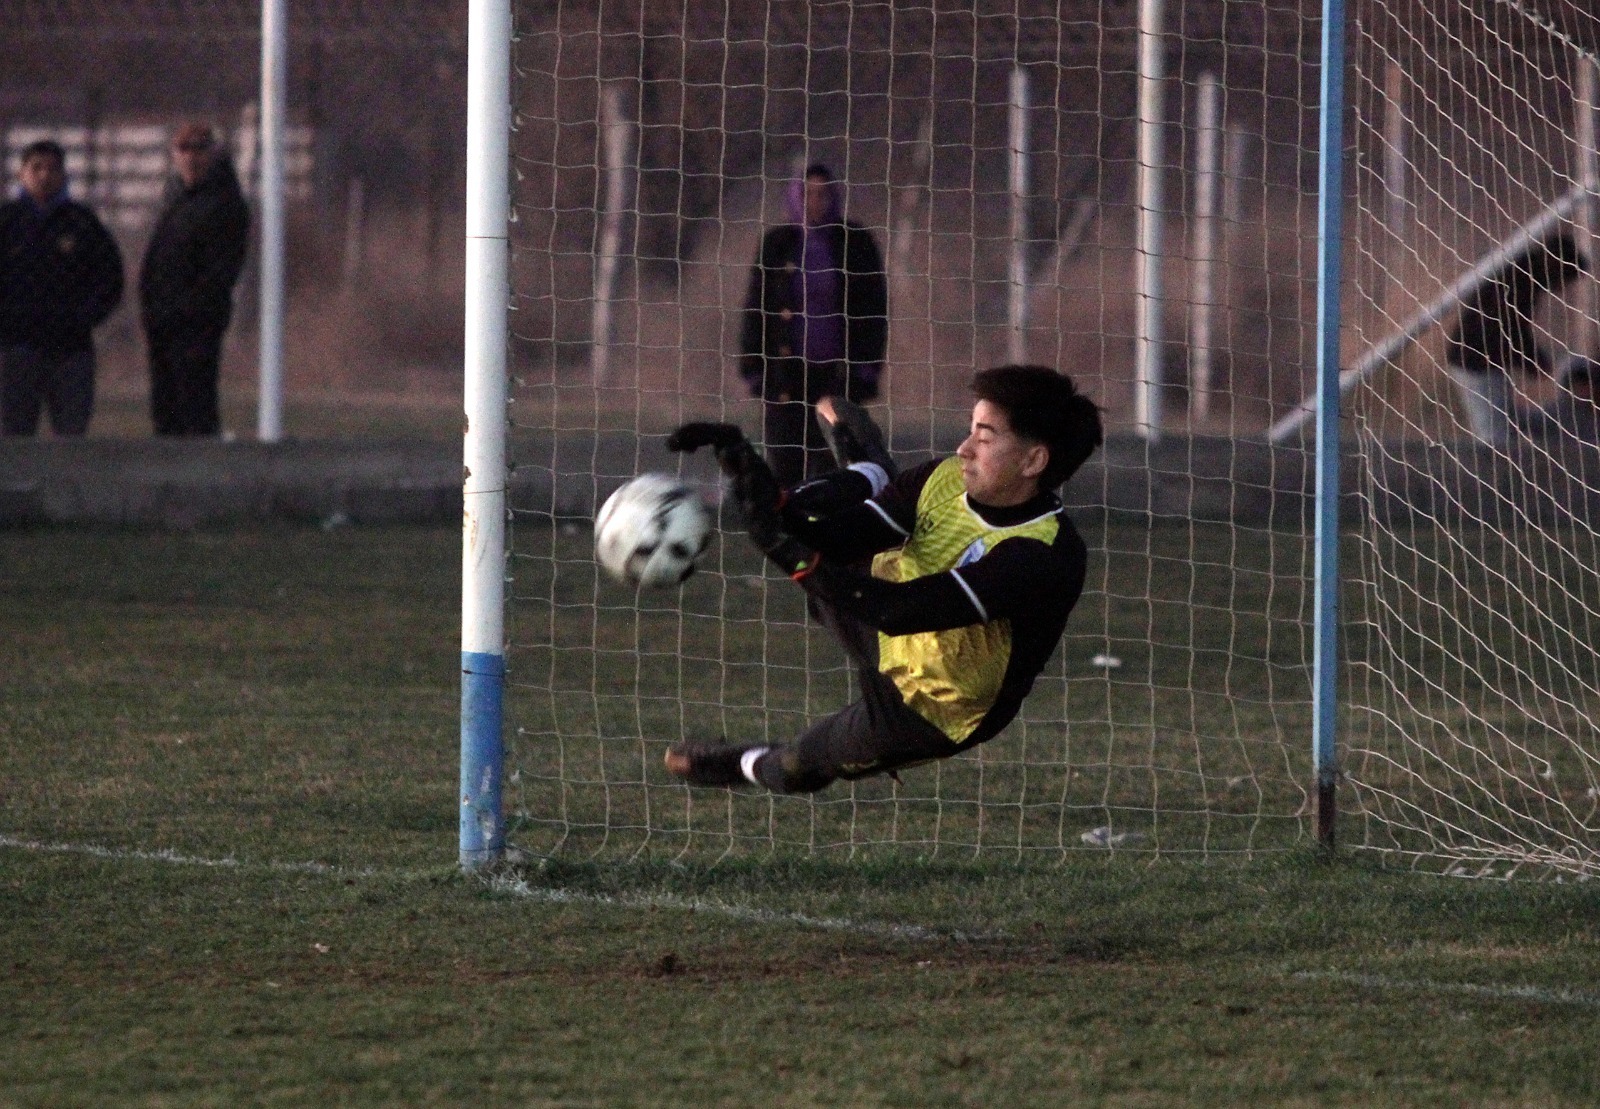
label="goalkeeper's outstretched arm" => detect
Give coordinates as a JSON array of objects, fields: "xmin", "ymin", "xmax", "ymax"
[
  {"xmin": 782, "ymin": 470, "xmax": 915, "ymax": 564},
  {"xmin": 667, "ymin": 421, "xmax": 911, "ymax": 567}
]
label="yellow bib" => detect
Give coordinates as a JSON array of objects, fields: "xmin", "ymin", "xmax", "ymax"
[{"xmin": 872, "ymin": 458, "xmax": 1062, "ymax": 741}]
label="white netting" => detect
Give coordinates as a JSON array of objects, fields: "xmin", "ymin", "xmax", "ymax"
[
  {"xmin": 1342, "ymin": 1, "xmax": 1600, "ymax": 878},
  {"xmin": 505, "ymin": 1, "xmax": 1328, "ymax": 863}
]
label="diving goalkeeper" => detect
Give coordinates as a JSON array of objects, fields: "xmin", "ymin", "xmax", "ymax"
[{"xmin": 665, "ymin": 363, "xmax": 1103, "ymax": 794}]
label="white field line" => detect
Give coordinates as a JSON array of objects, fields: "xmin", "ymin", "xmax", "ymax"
[
  {"xmin": 0, "ymin": 833, "xmax": 989, "ymax": 944},
  {"xmin": 1292, "ymin": 970, "xmax": 1600, "ymax": 1010},
  {"xmin": 14, "ymin": 837, "xmax": 1598, "ymax": 975},
  {"xmin": 487, "ymin": 872, "xmax": 1002, "ymax": 943},
  {"xmin": 0, "ymin": 833, "xmax": 352, "ymax": 875}
]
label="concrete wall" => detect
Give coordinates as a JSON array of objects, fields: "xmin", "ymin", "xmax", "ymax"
[{"xmin": 7, "ymin": 433, "xmax": 1600, "ymax": 531}]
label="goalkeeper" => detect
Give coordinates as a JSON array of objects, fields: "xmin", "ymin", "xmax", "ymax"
[{"xmin": 665, "ymin": 364, "xmax": 1103, "ymax": 794}]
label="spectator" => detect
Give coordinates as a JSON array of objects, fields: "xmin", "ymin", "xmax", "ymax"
[
  {"xmin": 739, "ymin": 163, "xmax": 888, "ymax": 486},
  {"xmin": 0, "ymin": 139, "xmax": 125, "ymax": 436},
  {"xmin": 1522, "ymin": 358, "xmax": 1600, "ymax": 444},
  {"xmin": 139, "ymin": 122, "xmax": 250, "ymax": 437},
  {"xmin": 1445, "ymin": 229, "xmax": 1587, "ymax": 446}
]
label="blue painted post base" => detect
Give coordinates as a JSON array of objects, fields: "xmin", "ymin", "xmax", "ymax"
[{"xmin": 460, "ymin": 650, "xmax": 505, "ymax": 869}]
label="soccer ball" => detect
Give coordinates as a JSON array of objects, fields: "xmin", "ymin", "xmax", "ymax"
[{"xmin": 594, "ymin": 473, "xmax": 712, "ymax": 588}]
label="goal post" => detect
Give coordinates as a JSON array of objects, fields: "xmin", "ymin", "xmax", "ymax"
[
  {"xmin": 459, "ymin": 0, "xmax": 513, "ymax": 871},
  {"xmin": 1310, "ymin": 0, "xmax": 1348, "ymax": 849}
]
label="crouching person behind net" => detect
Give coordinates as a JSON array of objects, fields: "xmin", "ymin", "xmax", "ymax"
[
  {"xmin": 1445, "ymin": 229, "xmax": 1588, "ymax": 447},
  {"xmin": 664, "ymin": 364, "xmax": 1104, "ymax": 795}
]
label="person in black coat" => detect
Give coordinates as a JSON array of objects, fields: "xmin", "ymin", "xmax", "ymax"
[
  {"xmin": 739, "ymin": 163, "xmax": 888, "ymax": 486},
  {"xmin": 1444, "ymin": 229, "xmax": 1588, "ymax": 445},
  {"xmin": 139, "ymin": 122, "xmax": 250, "ymax": 437},
  {"xmin": 0, "ymin": 140, "xmax": 124, "ymax": 436}
]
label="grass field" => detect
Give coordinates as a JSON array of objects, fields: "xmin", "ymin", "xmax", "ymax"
[{"xmin": 5, "ymin": 524, "xmax": 1600, "ymax": 1105}]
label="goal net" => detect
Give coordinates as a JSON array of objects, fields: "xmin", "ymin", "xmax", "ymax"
[
  {"xmin": 503, "ymin": 1, "xmax": 1600, "ymax": 875},
  {"xmin": 1340, "ymin": 2, "xmax": 1600, "ymax": 878},
  {"xmin": 504, "ymin": 0, "xmax": 1323, "ymax": 864}
]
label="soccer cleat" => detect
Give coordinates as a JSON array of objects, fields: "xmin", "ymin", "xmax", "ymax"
[
  {"xmin": 818, "ymin": 396, "xmax": 896, "ymax": 479},
  {"xmin": 664, "ymin": 741, "xmax": 758, "ymax": 787}
]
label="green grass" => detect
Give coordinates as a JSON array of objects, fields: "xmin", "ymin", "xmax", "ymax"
[{"xmin": 5, "ymin": 524, "xmax": 1600, "ymax": 1105}]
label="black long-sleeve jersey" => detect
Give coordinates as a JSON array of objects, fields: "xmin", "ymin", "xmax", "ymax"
[{"xmin": 784, "ymin": 457, "xmax": 1088, "ymax": 745}]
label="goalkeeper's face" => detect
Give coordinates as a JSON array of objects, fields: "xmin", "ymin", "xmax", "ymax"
[{"xmin": 956, "ymin": 400, "xmax": 1049, "ymax": 508}]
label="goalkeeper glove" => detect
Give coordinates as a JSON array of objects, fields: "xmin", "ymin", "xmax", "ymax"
[
  {"xmin": 664, "ymin": 421, "xmax": 747, "ymax": 457},
  {"xmin": 666, "ymin": 422, "xmax": 777, "ymax": 529},
  {"xmin": 666, "ymin": 421, "xmax": 820, "ymax": 579}
]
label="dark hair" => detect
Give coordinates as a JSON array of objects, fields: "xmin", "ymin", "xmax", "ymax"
[
  {"xmin": 971, "ymin": 364, "xmax": 1104, "ymax": 490},
  {"xmin": 803, "ymin": 162, "xmax": 834, "ymax": 181},
  {"xmin": 20, "ymin": 140, "xmax": 65, "ymax": 169}
]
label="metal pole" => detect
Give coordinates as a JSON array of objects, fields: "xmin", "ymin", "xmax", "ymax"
[
  {"xmin": 1008, "ymin": 66, "xmax": 1030, "ymax": 365},
  {"xmin": 1379, "ymin": 60, "xmax": 1408, "ymax": 421},
  {"xmin": 1574, "ymin": 57, "xmax": 1599, "ymax": 359},
  {"xmin": 1312, "ymin": 0, "xmax": 1347, "ymax": 850},
  {"xmin": 1223, "ymin": 123, "xmax": 1248, "ymax": 224},
  {"xmin": 891, "ymin": 113, "xmax": 933, "ymax": 281},
  {"xmin": 1191, "ymin": 71, "xmax": 1221, "ymax": 425},
  {"xmin": 591, "ymin": 83, "xmax": 631, "ymax": 388},
  {"xmin": 1383, "ymin": 60, "xmax": 1407, "ymax": 241},
  {"xmin": 257, "ymin": 0, "xmax": 286, "ymax": 442},
  {"xmin": 342, "ymin": 176, "xmax": 365, "ymax": 288},
  {"xmin": 460, "ymin": 0, "xmax": 511, "ymax": 871},
  {"xmin": 1134, "ymin": 0, "xmax": 1166, "ymax": 440}
]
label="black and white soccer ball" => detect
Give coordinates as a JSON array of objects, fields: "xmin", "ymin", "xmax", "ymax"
[{"xmin": 594, "ymin": 473, "xmax": 712, "ymax": 588}]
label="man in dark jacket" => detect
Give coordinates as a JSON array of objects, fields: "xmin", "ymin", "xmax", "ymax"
[
  {"xmin": 0, "ymin": 139, "xmax": 124, "ymax": 436},
  {"xmin": 739, "ymin": 163, "xmax": 888, "ymax": 486},
  {"xmin": 139, "ymin": 122, "xmax": 250, "ymax": 437},
  {"xmin": 1444, "ymin": 229, "xmax": 1588, "ymax": 446}
]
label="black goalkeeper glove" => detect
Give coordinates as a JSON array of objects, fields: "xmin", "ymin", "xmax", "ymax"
[
  {"xmin": 783, "ymin": 471, "xmax": 875, "ymax": 521},
  {"xmin": 666, "ymin": 422, "xmax": 820, "ymax": 579},
  {"xmin": 664, "ymin": 421, "xmax": 747, "ymax": 457}
]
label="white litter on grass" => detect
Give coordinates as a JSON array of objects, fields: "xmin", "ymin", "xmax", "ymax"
[
  {"xmin": 1079, "ymin": 825, "xmax": 1148, "ymax": 849},
  {"xmin": 1090, "ymin": 653, "xmax": 1122, "ymax": 669}
]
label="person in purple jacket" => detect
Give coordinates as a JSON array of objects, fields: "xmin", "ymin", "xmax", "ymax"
[{"xmin": 738, "ymin": 163, "xmax": 888, "ymax": 486}]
